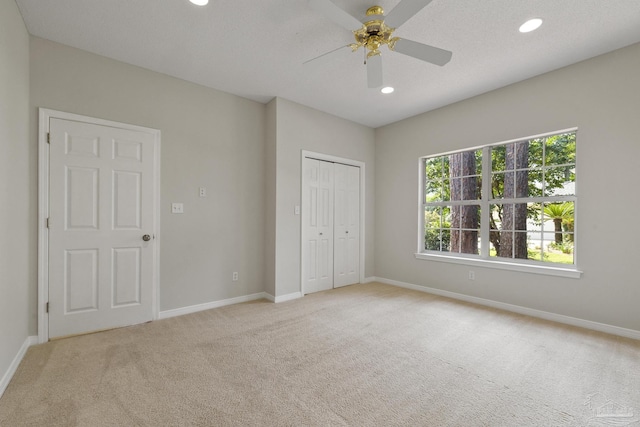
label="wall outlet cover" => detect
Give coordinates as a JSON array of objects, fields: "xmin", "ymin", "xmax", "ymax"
[{"xmin": 171, "ymin": 203, "xmax": 184, "ymax": 214}]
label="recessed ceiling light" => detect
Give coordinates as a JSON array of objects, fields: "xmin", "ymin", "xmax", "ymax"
[
  {"xmin": 189, "ymin": 0, "xmax": 209, "ymax": 5},
  {"xmin": 519, "ymin": 18, "xmax": 542, "ymax": 33},
  {"xmin": 381, "ymin": 87, "xmax": 394, "ymax": 94}
]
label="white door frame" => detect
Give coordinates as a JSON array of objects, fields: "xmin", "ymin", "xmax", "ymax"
[
  {"xmin": 300, "ymin": 150, "xmax": 365, "ymax": 295},
  {"xmin": 38, "ymin": 108, "xmax": 161, "ymax": 343}
]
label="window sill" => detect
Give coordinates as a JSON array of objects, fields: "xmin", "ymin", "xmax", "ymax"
[{"xmin": 414, "ymin": 253, "xmax": 582, "ymax": 279}]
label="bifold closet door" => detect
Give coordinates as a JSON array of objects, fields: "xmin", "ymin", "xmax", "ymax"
[
  {"xmin": 333, "ymin": 163, "xmax": 360, "ymax": 287},
  {"xmin": 302, "ymin": 158, "xmax": 334, "ymax": 294}
]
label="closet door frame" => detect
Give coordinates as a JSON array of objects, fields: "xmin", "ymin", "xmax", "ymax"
[{"xmin": 300, "ymin": 151, "xmax": 365, "ymax": 295}]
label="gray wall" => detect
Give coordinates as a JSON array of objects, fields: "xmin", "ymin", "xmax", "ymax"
[
  {"xmin": 30, "ymin": 37, "xmax": 266, "ymax": 318},
  {"xmin": 375, "ymin": 42, "xmax": 640, "ymax": 331},
  {"xmin": 0, "ymin": 0, "xmax": 31, "ymax": 382},
  {"xmin": 272, "ymin": 98, "xmax": 376, "ymax": 297}
]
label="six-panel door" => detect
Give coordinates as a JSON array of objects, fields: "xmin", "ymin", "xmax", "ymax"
[{"xmin": 48, "ymin": 118, "xmax": 155, "ymax": 338}]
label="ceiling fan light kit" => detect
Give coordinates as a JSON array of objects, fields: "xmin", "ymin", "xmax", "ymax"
[{"xmin": 308, "ymin": 0, "xmax": 452, "ymax": 89}]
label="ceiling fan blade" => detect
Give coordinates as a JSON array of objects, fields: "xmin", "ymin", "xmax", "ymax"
[
  {"xmin": 392, "ymin": 38, "xmax": 452, "ymax": 66},
  {"xmin": 308, "ymin": 0, "xmax": 362, "ymax": 31},
  {"xmin": 367, "ymin": 54, "xmax": 383, "ymax": 88},
  {"xmin": 303, "ymin": 45, "xmax": 351, "ymax": 65},
  {"xmin": 385, "ymin": 0, "xmax": 433, "ymax": 29}
]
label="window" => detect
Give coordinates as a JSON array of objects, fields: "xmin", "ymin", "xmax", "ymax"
[{"xmin": 419, "ymin": 130, "xmax": 577, "ymax": 274}]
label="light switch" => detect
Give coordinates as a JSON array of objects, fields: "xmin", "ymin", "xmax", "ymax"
[
  {"xmin": 171, "ymin": 203, "xmax": 184, "ymax": 214},
  {"xmin": 294, "ymin": 205, "xmax": 300, "ymax": 215}
]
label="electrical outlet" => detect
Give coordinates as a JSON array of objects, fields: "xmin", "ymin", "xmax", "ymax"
[
  {"xmin": 232, "ymin": 272, "xmax": 238, "ymax": 281},
  {"xmin": 171, "ymin": 203, "xmax": 184, "ymax": 214},
  {"xmin": 199, "ymin": 187, "xmax": 206, "ymax": 198},
  {"xmin": 468, "ymin": 271, "xmax": 475, "ymax": 281}
]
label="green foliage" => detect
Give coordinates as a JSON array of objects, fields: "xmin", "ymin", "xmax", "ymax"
[
  {"xmin": 543, "ymin": 202, "xmax": 574, "ymax": 220},
  {"xmin": 424, "ymin": 208, "xmax": 450, "ymax": 251},
  {"xmin": 548, "ymin": 241, "xmax": 574, "ymax": 254},
  {"xmin": 543, "ymin": 251, "xmax": 573, "ymax": 264},
  {"xmin": 527, "ymin": 248, "xmax": 550, "ymax": 261}
]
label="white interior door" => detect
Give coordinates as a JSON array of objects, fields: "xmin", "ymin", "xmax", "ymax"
[
  {"xmin": 334, "ymin": 163, "xmax": 360, "ymax": 287},
  {"xmin": 48, "ymin": 118, "xmax": 156, "ymax": 339},
  {"xmin": 302, "ymin": 158, "xmax": 334, "ymax": 294}
]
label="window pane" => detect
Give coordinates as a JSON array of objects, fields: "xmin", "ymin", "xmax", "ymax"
[
  {"xmin": 424, "ymin": 158, "xmax": 446, "ymax": 202},
  {"xmin": 462, "ymin": 175, "xmax": 481, "ymax": 200},
  {"xmin": 541, "ymin": 202, "xmax": 574, "ymax": 264},
  {"xmin": 440, "ymin": 229, "xmax": 451, "ymax": 252},
  {"xmin": 528, "ymin": 139, "xmax": 544, "ymax": 168},
  {"xmin": 489, "ymin": 204, "xmax": 502, "ymax": 230},
  {"xmin": 424, "ymin": 206, "xmax": 443, "ymax": 250},
  {"xmin": 491, "ymin": 172, "xmax": 505, "ymax": 199},
  {"xmin": 441, "ymin": 179, "xmax": 450, "ymax": 202},
  {"xmin": 450, "ymin": 205, "xmax": 481, "ymax": 255},
  {"xmin": 450, "ymin": 178, "xmax": 462, "ymax": 201},
  {"xmin": 515, "ymin": 170, "xmax": 529, "ymax": 198},
  {"xmin": 545, "ymin": 133, "xmax": 576, "ymax": 166},
  {"xmin": 544, "ymin": 167, "xmax": 575, "ymax": 196},
  {"xmin": 425, "ymin": 179, "xmax": 447, "ymax": 202},
  {"xmin": 527, "ymin": 228, "xmax": 544, "ymax": 262},
  {"xmin": 488, "ymin": 203, "xmax": 530, "ymax": 260},
  {"xmin": 503, "ymin": 170, "xmax": 515, "ymax": 196},
  {"xmin": 492, "ymin": 146, "xmax": 506, "ymax": 172},
  {"xmin": 529, "ymin": 168, "xmax": 544, "ymax": 197},
  {"xmin": 425, "ymin": 157, "xmax": 443, "ymax": 178}
]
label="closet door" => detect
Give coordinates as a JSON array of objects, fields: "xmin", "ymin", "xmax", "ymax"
[
  {"xmin": 302, "ymin": 158, "xmax": 334, "ymax": 294},
  {"xmin": 334, "ymin": 163, "xmax": 360, "ymax": 287}
]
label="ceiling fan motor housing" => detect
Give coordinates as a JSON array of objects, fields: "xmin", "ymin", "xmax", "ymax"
[{"xmin": 351, "ymin": 6, "xmax": 399, "ymax": 57}]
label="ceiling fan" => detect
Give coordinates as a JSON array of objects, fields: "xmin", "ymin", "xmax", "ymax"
[{"xmin": 308, "ymin": 0, "xmax": 452, "ymax": 89}]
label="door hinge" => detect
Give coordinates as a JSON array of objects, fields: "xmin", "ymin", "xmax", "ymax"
[
  {"xmin": 46, "ymin": 217, "xmax": 50, "ymax": 228},
  {"xmin": 47, "ymin": 133, "xmax": 50, "ymax": 144},
  {"xmin": 46, "ymin": 302, "xmax": 49, "ymax": 313}
]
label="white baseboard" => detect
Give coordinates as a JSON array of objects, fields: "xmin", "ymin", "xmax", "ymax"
[
  {"xmin": 273, "ymin": 292, "xmax": 303, "ymax": 303},
  {"xmin": 363, "ymin": 276, "xmax": 377, "ymax": 283},
  {"xmin": 159, "ymin": 292, "xmax": 269, "ymax": 320},
  {"xmin": 374, "ymin": 277, "xmax": 640, "ymax": 341},
  {"xmin": 263, "ymin": 293, "xmax": 275, "ymax": 302},
  {"xmin": 0, "ymin": 335, "xmax": 37, "ymax": 399}
]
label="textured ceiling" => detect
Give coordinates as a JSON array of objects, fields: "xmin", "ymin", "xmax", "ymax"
[{"xmin": 15, "ymin": 0, "xmax": 640, "ymax": 128}]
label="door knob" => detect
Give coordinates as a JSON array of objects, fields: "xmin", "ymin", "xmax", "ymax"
[{"xmin": 142, "ymin": 234, "xmax": 151, "ymax": 241}]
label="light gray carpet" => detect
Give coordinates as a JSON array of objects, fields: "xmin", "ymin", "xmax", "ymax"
[{"xmin": 1, "ymin": 282, "xmax": 639, "ymax": 426}]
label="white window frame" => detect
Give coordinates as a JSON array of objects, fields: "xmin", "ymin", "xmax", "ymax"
[{"xmin": 415, "ymin": 128, "xmax": 582, "ymax": 279}]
